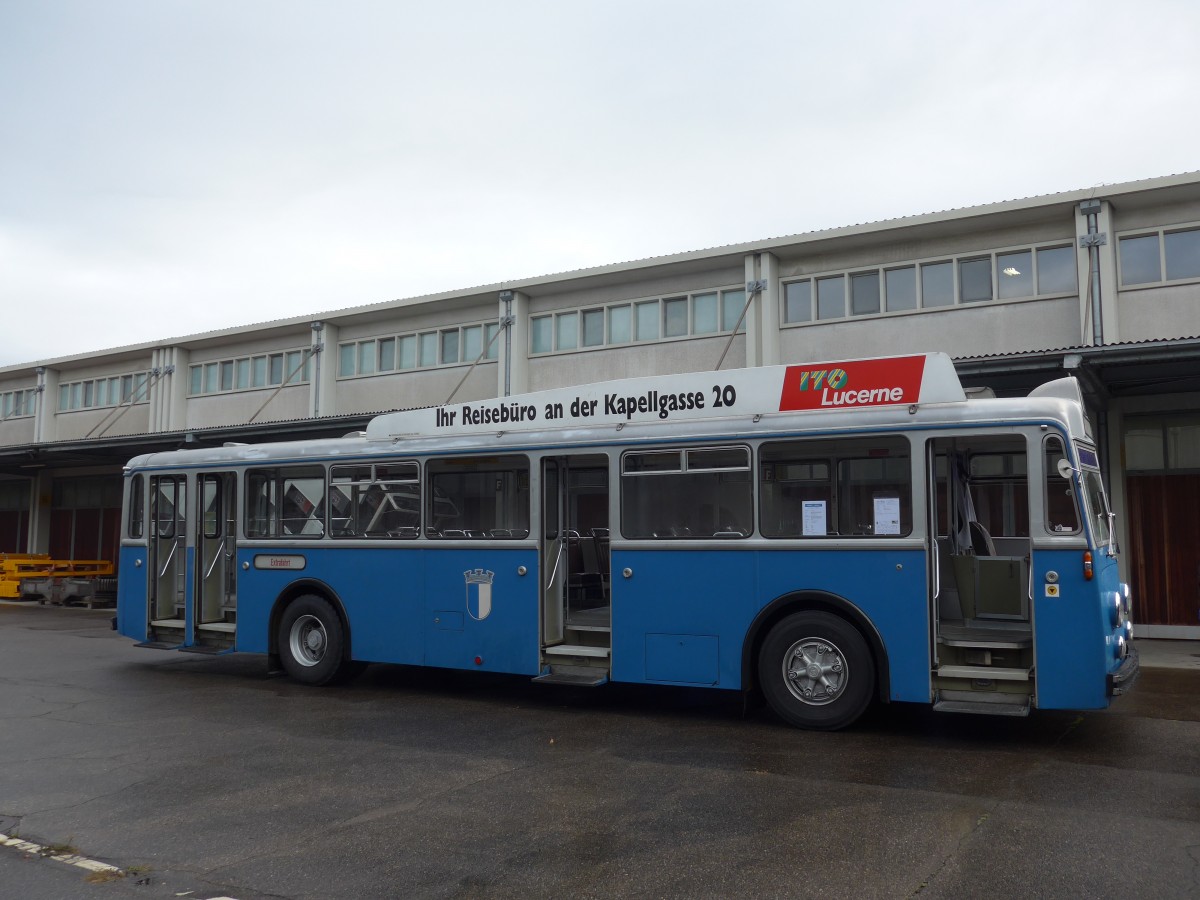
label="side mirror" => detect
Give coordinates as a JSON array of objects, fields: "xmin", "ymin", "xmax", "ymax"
[{"xmin": 1056, "ymin": 458, "xmax": 1075, "ymax": 480}]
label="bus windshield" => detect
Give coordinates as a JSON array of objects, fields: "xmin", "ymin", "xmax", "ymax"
[{"xmin": 1081, "ymin": 468, "xmax": 1114, "ymax": 551}]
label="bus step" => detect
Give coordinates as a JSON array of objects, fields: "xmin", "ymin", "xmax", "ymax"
[
  {"xmin": 533, "ymin": 666, "xmax": 609, "ymax": 687},
  {"xmin": 544, "ymin": 644, "xmax": 610, "ymax": 658},
  {"xmin": 935, "ymin": 665, "xmax": 1030, "ymax": 681},
  {"xmin": 934, "ymin": 697, "xmax": 1030, "ymax": 717},
  {"xmin": 177, "ymin": 645, "xmax": 236, "ymax": 656},
  {"xmin": 134, "ymin": 641, "xmax": 183, "ymax": 650}
]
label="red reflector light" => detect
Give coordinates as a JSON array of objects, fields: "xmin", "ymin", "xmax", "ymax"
[
  {"xmin": 1083, "ymin": 550, "xmax": 1093, "ymax": 581},
  {"xmin": 474, "ymin": 656, "xmax": 483, "ymax": 666}
]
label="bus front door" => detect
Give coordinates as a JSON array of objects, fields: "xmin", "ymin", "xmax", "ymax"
[
  {"xmin": 536, "ymin": 455, "xmax": 611, "ymax": 686},
  {"xmin": 194, "ymin": 472, "xmax": 237, "ymax": 650},
  {"xmin": 148, "ymin": 475, "xmax": 187, "ymax": 644},
  {"xmin": 929, "ymin": 435, "xmax": 1035, "ymax": 716}
]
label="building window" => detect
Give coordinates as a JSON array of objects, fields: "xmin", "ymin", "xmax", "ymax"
[
  {"xmin": 192, "ymin": 350, "xmax": 309, "ymax": 396},
  {"xmin": 582, "ymin": 308, "xmax": 605, "ymax": 347},
  {"xmin": 190, "ymin": 349, "xmax": 310, "ymax": 396},
  {"xmin": 440, "ymin": 329, "xmax": 460, "ymax": 365},
  {"xmin": 850, "ymin": 272, "xmax": 880, "ymax": 316},
  {"xmin": 635, "ymin": 301, "xmax": 659, "ymax": 341},
  {"xmin": 997, "ymin": 250, "xmax": 1033, "ymax": 299},
  {"xmin": 722, "ymin": 290, "xmax": 747, "ymax": 331},
  {"xmin": 959, "ymin": 257, "xmax": 993, "ymax": 303},
  {"xmin": 885, "ymin": 267, "xmax": 917, "ymax": 311},
  {"xmin": 1119, "ymin": 233, "xmax": 1161, "ymax": 285},
  {"xmin": 783, "ymin": 241, "xmax": 1076, "ymax": 325},
  {"xmin": 556, "ymin": 312, "xmax": 579, "ymax": 351},
  {"xmin": 816, "ymin": 275, "xmax": 845, "ymax": 320},
  {"xmin": 531, "ymin": 316, "xmax": 553, "ymax": 354},
  {"xmin": 1118, "ymin": 225, "xmax": 1200, "ymax": 286},
  {"xmin": 357, "ymin": 341, "xmax": 376, "ymax": 376},
  {"xmin": 337, "ymin": 321, "xmax": 499, "ymax": 379},
  {"xmin": 529, "ymin": 286, "xmax": 745, "ymax": 356},
  {"xmin": 1165, "ymin": 228, "xmax": 1200, "ymax": 281},
  {"xmin": 663, "ymin": 297, "xmax": 688, "ymax": 337},
  {"xmin": 921, "ymin": 261, "xmax": 955, "ymax": 307},
  {"xmin": 692, "ymin": 293, "xmax": 718, "ymax": 334},
  {"xmin": 1036, "ymin": 246, "xmax": 1076, "ymax": 294},
  {"xmin": 784, "ymin": 281, "xmax": 812, "ymax": 323},
  {"xmin": 609, "ymin": 305, "xmax": 632, "ymax": 343},
  {"xmin": 58, "ymin": 371, "xmax": 151, "ymax": 411},
  {"xmin": 1125, "ymin": 413, "xmax": 1200, "ymax": 472},
  {"xmin": 1, "ymin": 388, "xmax": 38, "ymax": 419}
]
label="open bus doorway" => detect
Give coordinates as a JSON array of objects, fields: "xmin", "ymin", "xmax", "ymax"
[{"xmin": 538, "ymin": 454, "xmax": 611, "ymax": 685}]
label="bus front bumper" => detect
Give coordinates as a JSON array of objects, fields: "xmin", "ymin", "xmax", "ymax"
[{"xmin": 1107, "ymin": 645, "xmax": 1140, "ymax": 697}]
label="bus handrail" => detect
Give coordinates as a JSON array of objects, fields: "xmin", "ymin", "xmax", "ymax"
[
  {"xmin": 158, "ymin": 540, "xmax": 178, "ymax": 579},
  {"xmin": 931, "ymin": 537, "xmax": 940, "ymax": 600},
  {"xmin": 204, "ymin": 547, "xmax": 223, "ymax": 581}
]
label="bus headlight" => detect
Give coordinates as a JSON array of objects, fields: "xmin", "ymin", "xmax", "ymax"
[
  {"xmin": 1107, "ymin": 592, "xmax": 1122, "ymax": 628},
  {"xmin": 1116, "ymin": 634, "xmax": 1128, "ymax": 660},
  {"xmin": 1120, "ymin": 582, "xmax": 1133, "ymax": 622}
]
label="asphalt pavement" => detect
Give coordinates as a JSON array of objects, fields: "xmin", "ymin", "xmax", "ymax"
[{"xmin": 1, "ymin": 601, "xmax": 1198, "ymax": 900}]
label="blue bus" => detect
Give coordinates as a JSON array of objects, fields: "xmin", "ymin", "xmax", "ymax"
[{"xmin": 116, "ymin": 353, "xmax": 1137, "ymax": 729}]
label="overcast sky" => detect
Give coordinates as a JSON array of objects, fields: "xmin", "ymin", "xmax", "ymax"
[{"xmin": 2, "ymin": 0, "xmax": 1197, "ymax": 368}]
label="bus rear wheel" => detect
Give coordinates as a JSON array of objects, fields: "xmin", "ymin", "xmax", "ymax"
[
  {"xmin": 758, "ymin": 611, "xmax": 874, "ymax": 731},
  {"xmin": 278, "ymin": 594, "xmax": 347, "ymax": 686}
]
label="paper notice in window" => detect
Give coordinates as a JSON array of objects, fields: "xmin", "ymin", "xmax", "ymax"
[
  {"xmin": 874, "ymin": 497, "xmax": 901, "ymax": 535},
  {"xmin": 802, "ymin": 501, "xmax": 826, "ymax": 536}
]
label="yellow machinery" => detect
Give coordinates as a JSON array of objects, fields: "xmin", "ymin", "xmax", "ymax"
[{"xmin": 0, "ymin": 554, "xmax": 115, "ymax": 603}]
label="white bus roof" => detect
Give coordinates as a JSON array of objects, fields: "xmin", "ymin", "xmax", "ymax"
[{"xmin": 125, "ymin": 354, "xmax": 1096, "ymax": 471}]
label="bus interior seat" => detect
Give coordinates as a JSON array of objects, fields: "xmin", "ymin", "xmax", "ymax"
[{"xmin": 969, "ymin": 521, "xmax": 996, "ymax": 556}]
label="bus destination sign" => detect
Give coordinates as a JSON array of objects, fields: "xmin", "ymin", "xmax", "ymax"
[{"xmin": 365, "ymin": 353, "xmax": 964, "ymax": 440}]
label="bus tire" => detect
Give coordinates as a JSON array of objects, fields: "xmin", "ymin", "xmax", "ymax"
[
  {"xmin": 758, "ymin": 611, "xmax": 874, "ymax": 731},
  {"xmin": 278, "ymin": 594, "xmax": 347, "ymax": 686}
]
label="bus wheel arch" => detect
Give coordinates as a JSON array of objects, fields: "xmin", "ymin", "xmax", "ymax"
[
  {"xmin": 743, "ymin": 591, "xmax": 890, "ymax": 723},
  {"xmin": 269, "ymin": 582, "xmax": 354, "ymax": 685}
]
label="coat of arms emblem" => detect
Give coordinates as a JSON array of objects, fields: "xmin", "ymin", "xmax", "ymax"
[{"xmin": 464, "ymin": 569, "xmax": 494, "ymax": 620}]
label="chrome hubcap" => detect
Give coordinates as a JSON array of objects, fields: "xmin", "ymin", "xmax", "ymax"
[
  {"xmin": 782, "ymin": 638, "xmax": 847, "ymax": 706},
  {"xmin": 289, "ymin": 614, "xmax": 327, "ymax": 667}
]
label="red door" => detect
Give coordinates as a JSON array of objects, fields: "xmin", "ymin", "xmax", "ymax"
[{"xmin": 1125, "ymin": 473, "xmax": 1200, "ymax": 626}]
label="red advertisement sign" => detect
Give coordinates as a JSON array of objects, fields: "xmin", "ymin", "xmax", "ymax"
[{"xmin": 778, "ymin": 355, "xmax": 927, "ymax": 412}]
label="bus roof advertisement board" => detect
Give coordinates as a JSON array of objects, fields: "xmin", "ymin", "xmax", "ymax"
[
  {"xmin": 365, "ymin": 353, "xmax": 964, "ymax": 440},
  {"xmin": 778, "ymin": 355, "xmax": 928, "ymax": 412}
]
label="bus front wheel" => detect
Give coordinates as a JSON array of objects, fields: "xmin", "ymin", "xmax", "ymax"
[
  {"xmin": 758, "ymin": 611, "xmax": 874, "ymax": 731},
  {"xmin": 278, "ymin": 594, "xmax": 347, "ymax": 686}
]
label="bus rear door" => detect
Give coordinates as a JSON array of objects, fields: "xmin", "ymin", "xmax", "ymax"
[{"xmin": 193, "ymin": 472, "xmax": 237, "ymax": 652}]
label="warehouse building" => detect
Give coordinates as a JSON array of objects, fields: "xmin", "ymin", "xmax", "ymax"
[{"xmin": 2, "ymin": 171, "xmax": 1198, "ymax": 635}]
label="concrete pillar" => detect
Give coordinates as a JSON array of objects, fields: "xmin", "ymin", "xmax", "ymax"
[
  {"xmin": 28, "ymin": 469, "xmax": 52, "ymax": 555},
  {"xmin": 167, "ymin": 346, "xmax": 189, "ymax": 432},
  {"xmin": 498, "ymin": 291, "xmax": 529, "ymax": 396},
  {"xmin": 34, "ymin": 367, "xmax": 58, "ymax": 443},
  {"xmin": 148, "ymin": 348, "xmax": 165, "ymax": 431},
  {"xmin": 743, "ymin": 256, "xmax": 762, "ymax": 368},
  {"xmin": 1074, "ymin": 199, "xmax": 1120, "ymax": 345},
  {"xmin": 759, "ymin": 252, "xmax": 781, "ymax": 366},
  {"xmin": 310, "ymin": 321, "xmax": 337, "ymax": 418}
]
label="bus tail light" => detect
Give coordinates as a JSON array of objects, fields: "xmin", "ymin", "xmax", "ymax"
[{"xmin": 1083, "ymin": 551, "xmax": 1093, "ymax": 581}]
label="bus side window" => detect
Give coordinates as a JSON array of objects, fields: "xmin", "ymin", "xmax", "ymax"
[
  {"xmin": 620, "ymin": 446, "xmax": 751, "ymax": 539},
  {"xmin": 245, "ymin": 466, "xmax": 325, "ymax": 538},
  {"xmin": 128, "ymin": 473, "xmax": 144, "ymax": 539},
  {"xmin": 760, "ymin": 437, "xmax": 911, "ymax": 537},
  {"xmin": 426, "ymin": 456, "xmax": 529, "ymax": 539},
  {"xmin": 1044, "ymin": 437, "xmax": 1081, "ymax": 533}
]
